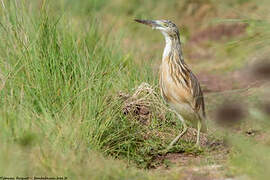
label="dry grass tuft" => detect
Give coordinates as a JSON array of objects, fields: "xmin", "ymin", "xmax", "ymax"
[
  {"xmin": 119, "ymin": 83, "xmax": 170, "ymax": 125},
  {"xmin": 119, "ymin": 83, "xmax": 209, "ymax": 146}
]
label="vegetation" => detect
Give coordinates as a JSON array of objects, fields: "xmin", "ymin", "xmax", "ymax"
[{"xmin": 1, "ymin": 0, "xmax": 270, "ymax": 179}]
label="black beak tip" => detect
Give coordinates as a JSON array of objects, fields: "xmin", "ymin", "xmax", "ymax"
[
  {"xmin": 134, "ymin": 19, "xmax": 153, "ymax": 27},
  {"xmin": 134, "ymin": 19, "xmax": 143, "ymax": 23}
]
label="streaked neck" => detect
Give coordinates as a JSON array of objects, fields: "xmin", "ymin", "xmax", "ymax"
[{"xmin": 161, "ymin": 32, "xmax": 184, "ymax": 63}]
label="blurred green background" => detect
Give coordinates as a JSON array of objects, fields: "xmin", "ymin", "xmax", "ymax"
[{"xmin": 1, "ymin": 0, "xmax": 270, "ymax": 179}]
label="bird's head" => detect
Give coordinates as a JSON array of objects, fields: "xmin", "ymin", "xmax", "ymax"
[{"xmin": 134, "ymin": 19, "xmax": 179, "ymax": 37}]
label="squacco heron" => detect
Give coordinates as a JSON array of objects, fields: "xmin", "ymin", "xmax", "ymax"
[{"xmin": 135, "ymin": 19, "xmax": 206, "ymax": 148}]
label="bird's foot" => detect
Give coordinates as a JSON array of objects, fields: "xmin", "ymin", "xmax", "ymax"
[
  {"xmin": 158, "ymin": 148, "xmax": 169, "ymax": 155},
  {"xmin": 166, "ymin": 124, "xmax": 188, "ymax": 151},
  {"xmin": 166, "ymin": 144, "xmax": 174, "ymax": 152},
  {"xmin": 193, "ymin": 142, "xmax": 202, "ymax": 151}
]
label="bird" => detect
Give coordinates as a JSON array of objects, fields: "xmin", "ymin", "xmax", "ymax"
[{"xmin": 134, "ymin": 19, "xmax": 207, "ymax": 148}]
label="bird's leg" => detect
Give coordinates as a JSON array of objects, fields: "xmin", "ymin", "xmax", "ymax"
[
  {"xmin": 167, "ymin": 114, "xmax": 187, "ymax": 149},
  {"xmin": 195, "ymin": 120, "xmax": 202, "ymax": 147},
  {"xmin": 169, "ymin": 122, "xmax": 187, "ymax": 147}
]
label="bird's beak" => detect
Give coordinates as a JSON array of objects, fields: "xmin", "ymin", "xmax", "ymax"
[{"xmin": 134, "ymin": 19, "xmax": 163, "ymax": 29}]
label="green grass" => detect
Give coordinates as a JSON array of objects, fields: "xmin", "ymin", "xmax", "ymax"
[{"xmin": 1, "ymin": 0, "xmax": 270, "ymax": 179}]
